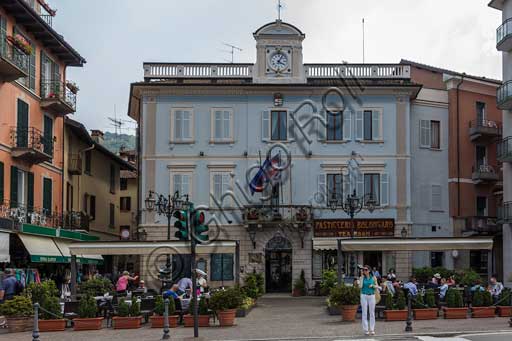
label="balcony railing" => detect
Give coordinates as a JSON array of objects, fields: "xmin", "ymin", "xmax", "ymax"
[
  {"xmin": 501, "ymin": 202, "xmax": 512, "ymax": 224},
  {"xmin": 497, "ymin": 18, "xmax": 512, "ymax": 51},
  {"xmin": 0, "ymin": 36, "xmax": 29, "ymax": 82},
  {"xmin": 68, "ymin": 153, "xmax": 82, "ymax": 175},
  {"xmin": 497, "ymin": 137, "xmax": 512, "ymax": 162},
  {"xmin": 305, "ymin": 64, "xmax": 411, "ymax": 79},
  {"xmin": 0, "ymin": 200, "xmax": 60, "ymax": 229},
  {"xmin": 497, "ymin": 80, "xmax": 512, "ymax": 110},
  {"xmin": 40, "ymin": 14, "xmax": 53, "ymax": 27},
  {"xmin": 63, "ymin": 211, "xmax": 89, "ymax": 231},
  {"xmin": 469, "ymin": 119, "xmax": 501, "ymax": 141},
  {"xmin": 464, "ymin": 216, "xmax": 500, "ymax": 235},
  {"xmin": 243, "ymin": 204, "xmax": 313, "ymax": 225},
  {"xmin": 40, "ymin": 80, "xmax": 76, "ymax": 115},
  {"xmin": 472, "ymin": 163, "xmax": 499, "ymax": 183},
  {"xmin": 10, "ymin": 126, "xmax": 53, "ymax": 163}
]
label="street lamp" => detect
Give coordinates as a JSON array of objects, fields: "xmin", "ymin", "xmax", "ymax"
[{"xmin": 330, "ymin": 189, "xmax": 376, "ymax": 238}]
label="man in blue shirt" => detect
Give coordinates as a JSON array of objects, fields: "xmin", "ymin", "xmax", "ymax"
[
  {"xmin": 163, "ymin": 284, "xmax": 181, "ymax": 300},
  {"xmin": 404, "ymin": 276, "xmax": 418, "ymax": 296},
  {"xmin": 2, "ymin": 270, "xmax": 18, "ymax": 300},
  {"xmin": 176, "ymin": 277, "xmax": 192, "ymax": 296},
  {"xmin": 439, "ymin": 278, "xmax": 449, "ymax": 300}
]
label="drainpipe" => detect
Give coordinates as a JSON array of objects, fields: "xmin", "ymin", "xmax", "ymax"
[{"xmin": 456, "ymin": 74, "xmax": 464, "ymax": 217}]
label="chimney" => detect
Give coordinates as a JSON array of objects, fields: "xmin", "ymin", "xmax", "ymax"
[{"xmin": 91, "ymin": 130, "xmax": 104, "ymax": 145}]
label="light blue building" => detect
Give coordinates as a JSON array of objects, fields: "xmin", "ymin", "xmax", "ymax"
[{"xmin": 128, "ymin": 20, "xmax": 421, "ymax": 290}]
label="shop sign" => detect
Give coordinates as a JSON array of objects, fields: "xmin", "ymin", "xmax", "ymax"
[{"xmin": 314, "ymin": 219, "xmax": 395, "ymax": 238}]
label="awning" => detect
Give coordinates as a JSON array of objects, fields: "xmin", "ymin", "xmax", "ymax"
[
  {"xmin": 54, "ymin": 239, "xmax": 103, "ymax": 265},
  {"xmin": 69, "ymin": 240, "xmax": 238, "ymax": 256},
  {"xmin": 0, "ymin": 232, "xmax": 10, "ymax": 263},
  {"xmin": 18, "ymin": 233, "xmax": 67, "ymax": 263},
  {"xmin": 313, "ymin": 237, "xmax": 494, "ymax": 252}
]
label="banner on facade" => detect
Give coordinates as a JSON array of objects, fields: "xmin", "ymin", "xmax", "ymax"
[{"xmin": 313, "ymin": 219, "xmax": 395, "ymax": 238}]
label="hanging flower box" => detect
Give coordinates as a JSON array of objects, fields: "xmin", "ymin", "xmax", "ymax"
[
  {"xmin": 7, "ymin": 34, "xmax": 32, "ymax": 55},
  {"xmin": 66, "ymin": 81, "xmax": 79, "ymax": 94}
]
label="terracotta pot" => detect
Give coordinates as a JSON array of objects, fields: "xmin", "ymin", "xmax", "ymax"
[
  {"xmin": 39, "ymin": 319, "xmax": 66, "ymax": 332},
  {"xmin": 384, "ymin": 310, "xmax": 408, "ymax": 321},
  {"xmin": 292, "ymin": 289, "xmax": 304, "ymax": 297},
  {"xmin": 183, "ymin": 314, "xmax": 210, "ymax": 327},
  {"xmin": 443, "ymin": 307, "xmax": 468, "ymax": 319},
  {"xmin": 471, "ymin": 307, "xmax": 496, "ymax": 318},
  {"xmin": 497, "ymin": 306, "xmax": 512, "ymax": 317},
  {"xmin": 150, "ymin": 315, "xmax": 179, "ymax": 328},
  {"xmin": 340, "ymin": 305, "xmax": 358, "ymax": 322},
  {"xmin": 73, "ymin": 317, "xmax": 103, "ymax": 331},
  {"xmin": 6, "ymin": 317, "xmax": 32, "ymax": 333},
  {"xmin": 113, "ymin": 316, "xmax": 141, "ymax": 329},
  {"xmin": 217, "ymin": 309, "xmax": 237, "ymax": 327},
  {"xmin": 413, "ymin": 308, "xmax": 438, "ymax": 320}
]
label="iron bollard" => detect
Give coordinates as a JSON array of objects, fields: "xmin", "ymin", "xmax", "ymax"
[
  {"xmin": 162, "ymin": 298, "xmax": 170, "ymax": 340},
  {"xmin": 405, "ymin": 292, "xmax": 413, "ymax": 332},
  {"xmin": 32, "ymin": 303, "xmax": 40, "ymax": 341}
]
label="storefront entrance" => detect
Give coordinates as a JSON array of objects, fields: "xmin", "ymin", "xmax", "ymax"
[
  {"xmin": 363, "ymin": 251, "xmax": 383, "ymax": 275},
  {"xmin": 265, "ymin": 235, "xmax": 292, "ymax": 292}
]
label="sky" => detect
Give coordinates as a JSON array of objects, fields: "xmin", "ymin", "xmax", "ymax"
[{"xmin": 51, "ymin": 0, "xmax": 503, "ymax": 133}]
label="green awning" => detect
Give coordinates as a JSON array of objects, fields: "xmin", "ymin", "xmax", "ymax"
[
  {"xmin": 18, "ymin": 233, "xmax": 67, "ymax": 263},
  {"xmin": 54, "ymin": 239, "xmax": 103, "ymax": 265}
]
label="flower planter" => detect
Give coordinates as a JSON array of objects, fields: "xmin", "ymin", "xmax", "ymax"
[
  {"xmin": 384, "ymin": 310, "xmax": 408, "ymax": 321},
  {"xmin": 112, "ymin": 316, "xmax": 141, "ymax": 329},
  {"xmin": 340, "ymin": 305, "xmax": 358, "ymax": 322},
  {"xmin": 413, "ymin": 308, "xmax": 438, "ymax": 320},
  {"xmin": 73, "ymin": 317, "xmax": 104, "ymax": 331},
  {"xmin": 497, "ymin": 306, "xmax": 512, "ymax": 317},
  {"xmin": 183, "ymin": 314, "xmax": 210, "ymax": 327},
  {"xmin": 39, "ymin": 319, "xmax": 66, "ymax": 332},
  {"xmin": 150, "ymin": 315, "xmax": 178, "ymax": 328},
  {"xmin": 292, "ymin": 288, "xmax": 304, "ymax": 297},
  {"xmin": 6, "ymin": 317, "xmax": 32, "ymax": 333},
  {"xmin": 327, "ymin": 306, "xmax": 340, "ymax": 316},
  {"xmin": 471, "ymin": 307, "xmax": 496, "ymax": 318},
  {"xmin": 443, "ymin": 307, "xmax": 468, "ymax": 319},
  {"xmin": 236, "ymin": 305, "xmax": 254, "ymax": 317},
  {"xmin": 217, "ymin": 309, "xmax": 237, "ymax": 327}
]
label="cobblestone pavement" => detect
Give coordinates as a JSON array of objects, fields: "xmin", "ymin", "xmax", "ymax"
[{"xmin": 1, "ymin": 295, "xmax": 511, "ymax": 341}]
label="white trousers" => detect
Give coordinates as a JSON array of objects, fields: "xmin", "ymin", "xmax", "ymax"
[{"xmin": 360, "ymin": 294, "xmax": 376, "ymax": 333}]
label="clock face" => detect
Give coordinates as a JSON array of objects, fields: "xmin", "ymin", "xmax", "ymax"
[{"xmin": 269, "ymin": 52, "xmax": 289, "ymax": 72}]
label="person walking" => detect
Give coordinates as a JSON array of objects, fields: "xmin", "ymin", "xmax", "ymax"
[{"xmin": 359, "ymin": 265, "xmax": 379, "ymax": 336}]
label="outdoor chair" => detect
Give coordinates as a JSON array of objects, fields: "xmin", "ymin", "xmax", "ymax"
[{"xmin": 140, "ymin": 298, "xmax": 155, "ymax": 323}]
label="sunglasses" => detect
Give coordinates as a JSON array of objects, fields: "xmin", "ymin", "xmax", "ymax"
[{"xmin": 363, "ymin": 268, "xmax": 369, "ymax": 271}]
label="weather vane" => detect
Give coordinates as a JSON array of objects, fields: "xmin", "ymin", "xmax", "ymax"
[{"xmin": 277, "ymin": 0, "xmax": 283, "ymax": 20}]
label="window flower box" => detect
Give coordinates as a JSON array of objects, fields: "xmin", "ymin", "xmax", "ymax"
[{"xmin": 6, "ymin": 34, "xmax": 32, "ymax": 55}]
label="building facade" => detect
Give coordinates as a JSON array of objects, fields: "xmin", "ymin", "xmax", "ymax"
[{"xmin": 129, "ymin": 20, "xmax": 421, "ymax": 290}]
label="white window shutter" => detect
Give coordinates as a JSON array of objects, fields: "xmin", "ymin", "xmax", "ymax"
[
  {"xmin": 355, "ymin": 110, "xmax": 363, "ymax": 140},
  {"xmin": 288, "ymin": 112, "xmax": 295, "ymax": 142},
  {"xmin": 380, "ymin": 173, "xmax": 389, "ymax": 206},
  {"xmin": 317, "ymin": 174, "xmax": 326, "ymax": 206},
  {"xmin": 356, "ymin": 173, "xmax": 364, "ymax": 197},
  {"xmin": 372, "ymin": 111, "xmax": 381, "ymax": 140},
  {"xmin": 343, "ymin": 111, "xmax": 352, "ymax": 141},
  {"xmin": 262, "ymin": 110, "xmax": 270, "ymax": 141},
  {"xmin": 317, "ymin": 109, "xmax": 326, "ymax": 141},
  {"xmin": 420, "ymin": 120, "xmax": 430, "ymax": 147},
  {"xmin": 431, "ymin": 185, "xmax": 442, "ymax": 211}
]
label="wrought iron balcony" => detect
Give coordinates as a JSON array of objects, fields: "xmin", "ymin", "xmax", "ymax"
[
  {"xmin": 464, "ymin": 216, "xmax": 500, "ymax": 235},
  {"xmin": 0, "ymin": 36, "xmax": 29, "ymax": 82},
  {"xmin": 0, "ymin": 200, "xmax": 60, "ymax": 229},
  {"xmin": 472, "ymin": 163, "xmax": 499, "ymax": 183},
  {"xmin": 40, "ymin": 80, "xmax": 76, "ymax": 115},
  {"xmin": 469, "ymin": 119, "xmax": 501, "ymax": 142},
  {"xmin": 243, "ymin": 204, "xmax": 313, "ymax": 225},
  {"xmin": 497, "ymin": 137, "xmax": 512, "ymax": 162},
  {"xmin": 68, "ymin": 153, "xmax": 82, "ymax": 175},
  {"xmin": 497, "ymin": 80, "xmax": 512, "ymax": 110},
  {"xmin": 63, "ymin": 211, "xmax": 89, "ymax": 231},
  {"xmin": 10, "ymin": 126, "xmax": 53, "ymax": 164},
  {"xmin": 497, "ymin": 18, "xmax": 512, "ymax": 51}
]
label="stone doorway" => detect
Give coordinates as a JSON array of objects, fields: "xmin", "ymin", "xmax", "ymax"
[{"xmin": 265, "ymin": 234, "xmax": 292, "ymax": 292}]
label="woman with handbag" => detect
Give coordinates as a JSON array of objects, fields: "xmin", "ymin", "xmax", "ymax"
[{"xmin": 359, "ymin": 265, "xmax": 380, "ymax": 336}]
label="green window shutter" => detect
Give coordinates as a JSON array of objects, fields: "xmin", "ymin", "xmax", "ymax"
[
  {"xmin": 43, "ymin": 178, "xmax": 52, "ymax": 214},
  {"xmin": 222, "ymin": 254, "xmax": 234, "ymax": 281},
  {"xmin": 27, "ymin": 171, "xmax": 34, "ymax": 211},
  {"xmin": 0, "ymin": 16, "xmax": 6, "ymax": 57},
  {"xmin": 17, "ymin": 99, "xmax": 29, "ymax": 148},
  {"xmin": 43, "ymin": 115, "xmax": 53, "ymax": 156},
  {"xmin": 10, "ymin": 166, "xmax": 18, "ymax": 208},
  {"xmin": 0, "ymin": 161, "xmax": 4, "ymax": 203}
]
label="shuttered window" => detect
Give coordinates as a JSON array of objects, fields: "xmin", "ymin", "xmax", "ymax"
[
  {"xmin": 43, "ymin": 115, "xmax": 53, "ymax": 157},
  {"xmin": 271, "ymin": 111, "xmax": 287, "ymax": 141},
  {"xmin": 16, "ymin": 99, "xmax": 29, "ymax": 148},
  {"xmin": 0, "ymin": 162, "xmax": 4, "ymax": 203},
  {"xmin": 120, "ymin": 197, "xmax": 131, "ymax": 211},
  {"xmin": 210, "ymin": 253, "xmax": 234, "ymax": 281},
  {"xmin": 110, "ymin": 164, "xmax": 115, "ymax": 194},
  {"xmin": 84, "ymin": 150, "xmax": 91, "ymax": 174},
  {"xmin": 10, "ymin": 166, "xmax": 18, "ymax": 208},
  {"xmin": 109, "ymin": 203, "xmax": 115, "ymax": 228},
  {"xmin": 90, "ymin": 195, "xmax": 96, "ymax": 220},
  {"xmin": 27, "ymin": 172, "xmax": 34, "ymax": 211},
  {"xmin": 431, "ymin": 185, "xmax": 442, "ymax": 211},
  {"xmin": 43, "ymin": 177, "xmax": 52, "ymax": 214}
]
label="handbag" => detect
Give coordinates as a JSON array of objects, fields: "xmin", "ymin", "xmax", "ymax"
[{"xmin": 374, "ymin": 277, "xmax": 381, "ymax": 304}]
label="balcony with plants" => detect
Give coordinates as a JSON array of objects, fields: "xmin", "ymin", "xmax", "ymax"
[
  {"xmin": 40, "ymin": 79, "xmax": 77, "ymax": 115},
  {"xmin": 0, "ymin": 34, "xmax": 29, "ymax": 82},
  {"xmin": 9, "ymin": 126, "xmax": 53, "ymax": 164},
  {"xmin": 471, "ymin": 163, "xmax": 499, "ymax": 184}
]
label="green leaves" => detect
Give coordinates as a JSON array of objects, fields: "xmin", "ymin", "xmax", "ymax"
[
  {"xmin": 79, "ymin": 295, "xmax": 98, "ymax": 318},
  {"xmin": 0, "ymin": 295, "xmax": 33, "ymax": 317}
]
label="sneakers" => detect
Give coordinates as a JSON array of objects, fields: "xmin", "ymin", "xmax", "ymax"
[
  {"xmin": 369, "ymin": 331, "xmax": 375, "ymax": 336},
  {"xmin": 364, "ymin": 331, "xmax": 370, "ymax": 336}
]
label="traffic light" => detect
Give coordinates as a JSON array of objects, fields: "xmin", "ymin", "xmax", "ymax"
[
  {"xmin": 191, "ymin": 210, "xmax": 209, "ymax": 242},
  {"xmin": 173, "ymin": 210, "xmax": 188, "ymax": 241}
]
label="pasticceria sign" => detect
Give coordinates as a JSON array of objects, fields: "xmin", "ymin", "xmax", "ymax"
[{"xmin": 314, "ymin": 219, "xmax": 395, "ymax": 238}]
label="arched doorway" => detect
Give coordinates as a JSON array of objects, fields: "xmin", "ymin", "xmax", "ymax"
[{"xmin": 265, "ymin": 234, "xmax": 292, "ymax": 292}]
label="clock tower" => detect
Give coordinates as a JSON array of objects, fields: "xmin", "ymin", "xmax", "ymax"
[{"xmin": 253, "ymin": 20, "xmax": 306, "ymax": 84}]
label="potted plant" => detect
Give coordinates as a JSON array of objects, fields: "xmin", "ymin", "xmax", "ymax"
[
  {"xmin": 150, "ymin": 295, "xmax": 178, "ymax": 328},
  {"xmin": 6, "ymin": 34, "xmax": 32, "ymax": 55},
  {"xmin": 384, "ymin": 288, "xmax": 408, "ymax": 321},
  {"xmin": 184, "ymin": 297, "xmax": 210, "ymax": 327},
  {"xmin": 497, "ymin": 288, "xmax": 512, "ymax": 317},
  {"xmin": 236, "ymin": 296, "xmax": 255, "ymax": 317},
  {"xmin": 79, "ymin": 278, "xmax": 113, "ymax": 297},
  {"xmin": 113, "ymin": 297, "xmax": 142, "ymax": 329},
  {"xmin": 38, "ymin": 294, "xmax": 66, "ymax": 332},
  {"xmin": 471, "ymin": 290, "xmax": 496, "ymax": 318},
  {"xmin": 292, "ymin": 270, "xmax": 306, "ymax": 297},
  {"xmin": 443, "ymin": 288, "xmax": 467, "ymax": 319},
  {"xmin": 0, "ymin": 295, "xmax": 34, "ymax": 333},
  {"xmin": 66, "ymin": 81, "xmax": 80, "ymax": 94},
  {"xmin": 329, "ymin": 284, "xmax": 360, "ymax": 322},
  {"xmin": 413, "ymin": 289, "xmax": 438, "ymax": 320},
  {"xmin": 209, "ymin": 287, "xmax": 243, "ymax": 327},
  {"xmin": 320, "ymin": 269, "xmax": 337, "ymax": 296},
  {"xmin": 73, "ymin": 295, "xmax": 103, "ymax": 331}
]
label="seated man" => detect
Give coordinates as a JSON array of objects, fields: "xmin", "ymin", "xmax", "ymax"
[
  {"xmin": 163, "ymin": 284, "xmax": 181, "ymax": 300},
  {"xmin": 470, "ymin": 279, "xmax": 486, "ymax": 293},
  {"xmin": 439, "ymin": 278, "xmax": 449, "ymax": 300},
  {"xmin": 488, "ymin": 276, "xmax": 504, "ymax": 304},
  {"xmin": 403, "ymin": 276, "xmax": 418, "ymax": 296},
  {"xmin": 176, "ymin": 277, "xmax": 193, "ymax": 296}
]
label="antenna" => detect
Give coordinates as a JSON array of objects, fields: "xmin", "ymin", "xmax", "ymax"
[
  {"xmin": 362, "ymin": 18, "xmax": 365, "ymax": 64},
  {"xmin": 222, "ymin": 42, "xmax": 242, "ymax": 63},
  {"xmin": 278, "ymin": 0, "xmax": 283, "ymax": 20}
]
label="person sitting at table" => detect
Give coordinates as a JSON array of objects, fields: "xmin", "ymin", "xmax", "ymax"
[
  {"xmin": 136, "ymin": 280, "xmax": 147, "ymax": 294},
  {"xmin": 427, "ymin": 273, "xmax": 441, "ymax": 289},
  {"xmin": 470, "ymin": 279, "xmax": 486, "ymax": 293},
  {"xmin": 404, "ymin": 276, "xmax": 418, "ymax": 296},
  {"xmin": 488, "ymin": 276, "xmax": 504, "ymax": 304},
  {"xmin": 439, "ymin": 278, "xmax": 449, "ymax": 300},
  {"xmin": 163, "ymin": 284, "xmax": 182, "ymax": 300},
  {"xmin": 177, "ymin": 277, "xmax": 192, "ymax": 296},
  {"xmin": 446, "ymin": 275, "xmax": 456, "ymax": 287},
  {"xmin": 382, "ymin": 277, "xmax": 395, "ymax": 296}
]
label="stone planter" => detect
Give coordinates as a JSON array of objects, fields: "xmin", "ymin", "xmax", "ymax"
[
  {"xmin": 497, "ymin": 306, "xmax": 512, "ymax": 317},
  {"xmin": 217, "ymin": 309, "xmax": 237, "ymax": 327},
  {"xmin": 73, "ymin": 317, "xmax": 103, "ymax": 331},
  {"xmin": 113, "ymin": 316, "xmax": 141, "ymax": 329},
  {"xmin": 340, "ymin": 305, "xmax": 358, "ymax": 322},
  {"xmin": 384, "ymin": 310, "xmax": 408, "ymax": 321},
  {"xmin": 183, "ymin": 314, "xmax": 210, "ymax": 327},
  {"xmin": 327, "ymin": 306, "xmax": 340, "ymax": 315},
  {"xmin": 6, "ymin": 317, "xmax": 32, "ymax": 333},
  {"xmin": 471, "ymin": 307, "xmax": 496, "ymax": 318},
  {"xmin": 150, "ymin": 315, "xmax": 179, "ymax": 328},
  {"xmin": 413, "ymin": 308, "xmax": 438, "ymax": 320},
  {"xmin": 443, "ymin": 307, "xmax": 468, "ymax": 319},
  {"xmin": 39, "ymin": 319, "xmax": 66, "ymax": 332}
]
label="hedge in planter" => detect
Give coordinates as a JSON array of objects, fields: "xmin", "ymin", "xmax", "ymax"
[
  {"xmin": 150, "ymin": 295, "xmax": 178, "ymax": 328},
  {"xmin": 385, "ymin": 289, "xmax": 408, "ymax": 321},
  {"xmin": 412, "ymin": 289, "xmax": 438, "ymax": 320},
  {"xmin": 497, "ymin": 287, "xmax": 512, "ymax": 317},
  {"xmin": 243, "ymin": 272, "xmax": 264, "ymax": 299},
  {"xmin": 73, "ymin": 295, "xmax": 103, "ymax": 331},
  {"xmin": 292, "ymin": 270, "xmax": 306, "ymax": 297},
  {"xmin": 0, "ymin": 295, "xmax": 34, "ymax": 333},
  {"xmin": 79, "ymin": 278, "xmax": 114, "ymax": 297},
  {"xmin": 444, "ymin": 288, "xmax": 467, "ymax": 319},
  {"xmin": 184, "ymin": 297, "xmax": 210, "ymax": 327},
  {"xmin": 471, "ymin": 290, "xmax": 495, "ymax": 318},
  {"xmin": 113, "ymin": 298, "xmax": 142, "ymax": 329},
  {"xmin": 39, "ymin": 294, "xmax": 66, "ymax": 332},
  {"xmin": 329, "ymin": 285, "xmax": 360, "ymax": 322},
  {"xmin": 210, "ymin": 287, "xmax": 243, "ymax": 327}
]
